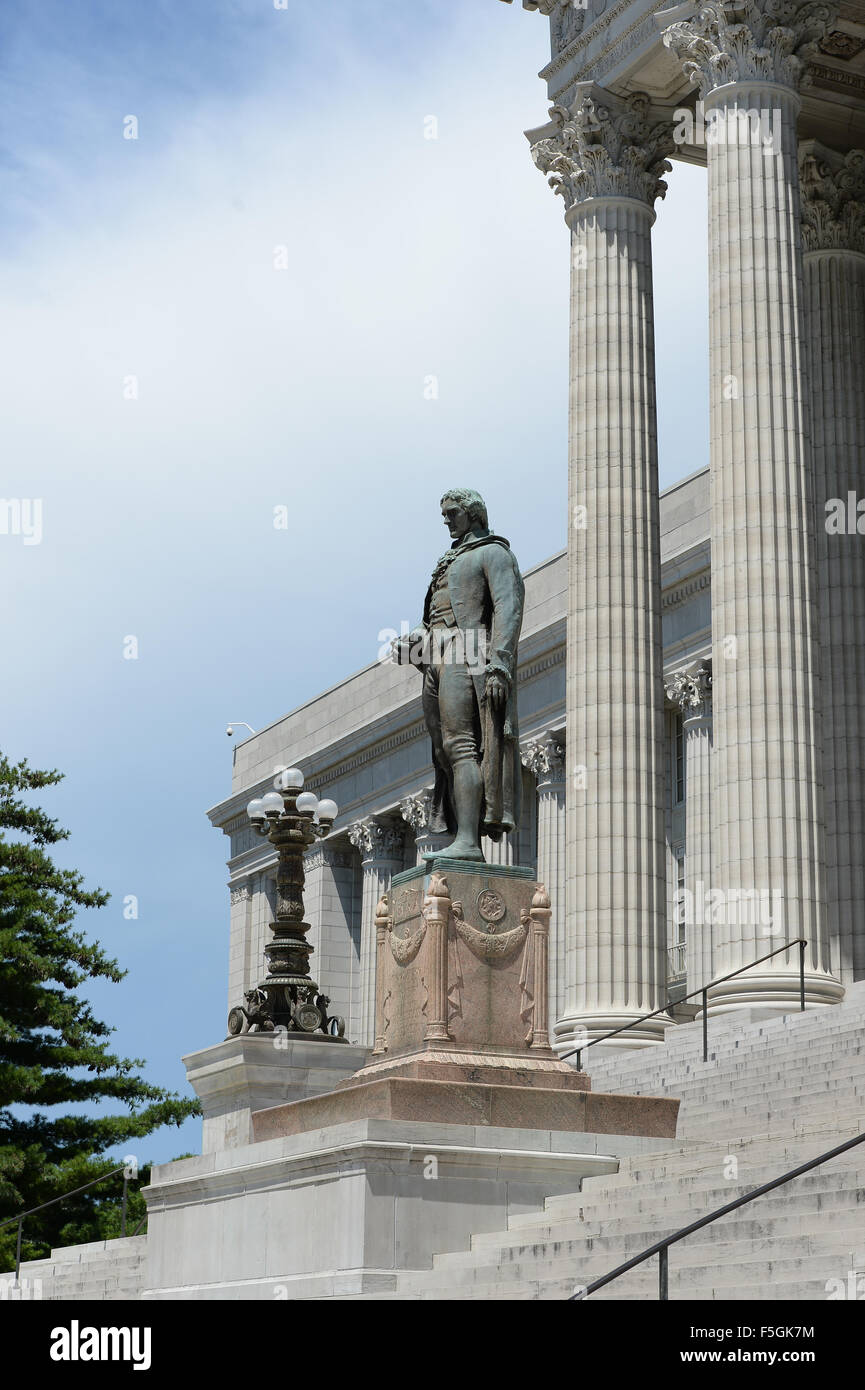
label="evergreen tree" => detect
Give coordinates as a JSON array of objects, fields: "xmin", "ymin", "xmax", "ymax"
[{"xmin": 0, "ymin": 754, "xmax": 198, "ymax": 1269}]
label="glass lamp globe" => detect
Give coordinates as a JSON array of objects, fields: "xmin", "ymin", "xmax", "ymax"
[
  {"xmin": 317, "ymin": 799, "xmax": 338, "ymax": 822},
  {"xmin": 261, "ymin": 791, "xmax": 285, "ymax": 817},
  {"xmin": 273, "ymin": 767, "xmax": 304, "ymax": 791},
  {"xmin": 296, "ymin": 791, "xmax": 319, "ymax": 816},
  {"xmin": 246, "ymin": 798, "xmax": 265, "ymax": 821}
]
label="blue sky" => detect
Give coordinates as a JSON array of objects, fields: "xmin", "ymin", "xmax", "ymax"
[{"xmin": 0, "ymin": 0, "xmax": 709, "ymax": 1164}]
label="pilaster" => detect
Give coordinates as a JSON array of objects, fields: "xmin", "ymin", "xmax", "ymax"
[
  {"xmin": 800, "ymin": 140, "xmax": 865, "ymax": 983},
  {"xmin": 348, "ymin": 818, "xmax": 406, "ymax": 1047},
  {"xmin": 522, "ymin": 732, "xmax": 567, "ymax": 1037}
]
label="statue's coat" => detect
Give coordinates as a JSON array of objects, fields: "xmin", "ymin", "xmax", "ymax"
[{"xmin": 420, "ymin": 535, "xmax": 525, "ymax": 840}]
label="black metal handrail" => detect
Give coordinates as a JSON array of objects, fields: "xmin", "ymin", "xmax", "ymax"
[
  {"xmin": 572, "ymin": 1129, "xmax": 865, "ymax": 1300},
  {"xmin": 0, "ymin": 1164, "xmax": 134, "ymax": 1285},
  {"xmin": 561, "ymin": 938, "xmax": 807, "ymax": 1069}
]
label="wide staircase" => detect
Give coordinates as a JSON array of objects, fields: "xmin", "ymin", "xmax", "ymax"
[
  {"xmin": 0, "ymin": 1235, "xmax": 147, "ymax": 1301},
  {"xmin": 384, "ymin": 980, "xmax": 865, "ymax": 1300}
]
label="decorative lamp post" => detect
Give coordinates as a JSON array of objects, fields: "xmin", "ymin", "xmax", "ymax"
[{"xmin": 227, "ymin": 767, "xmax": 347, "ymax": 1042}]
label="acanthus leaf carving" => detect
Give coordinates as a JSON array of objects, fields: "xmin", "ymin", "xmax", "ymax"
[
  {"xmin": 521, "ymin": 732, "xmax": 566, "ymax": 781},
  {"xmin": 664, "ymin": 662, "xmax": 713, "ymax": 716},
  {"xmin": 530, "ymin": 88, "xmax": 674, "ymax": 212},
  {"xmin": 800, "ymin": 144, "xmax": 865, "ymax": 253},
  {"xmin": 662, "ymin": 0, "xmax": 839, "ymax": 98}
]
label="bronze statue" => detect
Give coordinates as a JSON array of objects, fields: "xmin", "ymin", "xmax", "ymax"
[{"xmin": 394, "ymin": 488, "xmax": 524, "ymax": 861}]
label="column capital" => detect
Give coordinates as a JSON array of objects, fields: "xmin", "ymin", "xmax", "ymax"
[
  {"xmin": 662, "ymin": 0, "xmax": 838, "ymax": 100},
  {"xmin": 398, "ymin": 788, "xmax": 434, "ymax": 835},
  {"xmin": 521, "ymin": 732, "xmax": 566, "ymax": 784},
  {"xmin": 664, "ymin": 661, "xmax": 713, "ymax": 717},
  {"xmin": 304, "ymin": 841, "xmax": 354, "ymax": 873},
  {"xmin": 800, "ymin": 141, "xmax": 865, "ymax": 254},
  {"xmin": 348, "ymin": 817, "xmax": 405, "ymax": 864},
  {"xmin": 529, "ymin": 86, "xmax": 674, "ymax": 213}
]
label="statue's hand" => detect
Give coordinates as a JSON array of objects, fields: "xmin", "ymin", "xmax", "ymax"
[{"xmin": 486, "ymin": 671, "xmax": 508, "ymax": 712}]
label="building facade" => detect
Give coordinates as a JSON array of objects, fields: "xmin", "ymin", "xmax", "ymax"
[
  {"xmin": 210, "ymin": 0, "xmax": 865, "ymax": 1054},
  {"xmin": 209, "ymin": 470, "xmax": 717, "ymax": 1049}
]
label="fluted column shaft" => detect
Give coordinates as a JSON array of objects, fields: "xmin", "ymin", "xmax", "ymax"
[
  {"xmin": 800, "ymin": 143, "xmax": 865, "ymax": 983},
  {"xmin": 348, "ymin": 818, "xmax": 405, "ymax": 1047},
  {"xmin": 522, "ymin": 734, "xmax": 566, "ymax": 1038},
  {"xmin": 530, "ymin": 86, "xmax": 672, "ymax": 1048},
  {"xmin": 664, "ymin": 3, "xmax": 843, "ymax": 1013},
  {"xmin": 666, "ymin": 665, "xmax": 714, "ymax": 995}
]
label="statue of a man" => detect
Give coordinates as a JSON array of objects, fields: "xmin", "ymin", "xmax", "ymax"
[{"xmin": 394, "ymin": 488, "xmax": 525, "ymax": 861}]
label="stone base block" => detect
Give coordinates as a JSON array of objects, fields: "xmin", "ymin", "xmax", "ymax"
[
  {"xmin": 141, "ymin": 1117, "xmax": 674, "ymax": 1299},
  {"xmin": 183, "ymin": 1035, "xmax": 369, "ymax": 1151},
  {"xmin": 339, "ymin": 1047, "xmax": 591, "ymax": 1091},
  {"xmin": 251, "ymin": 1077, "xmax": 678, "ymax": 1142}
]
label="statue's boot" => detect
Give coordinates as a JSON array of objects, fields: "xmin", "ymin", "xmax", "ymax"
[{"xmin": 436, "ymin": 838, "xmax": 485, "ymax": 862}]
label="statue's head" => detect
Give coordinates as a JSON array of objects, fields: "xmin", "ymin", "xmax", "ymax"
[{"xmin": 440, "ymin": 488, "xmax": 489, "ymax": 541}]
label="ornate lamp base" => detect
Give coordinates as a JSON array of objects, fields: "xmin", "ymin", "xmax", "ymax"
[{"xmin": 227, "ymin": 976, "xmax": 347, "ymax": 1041}]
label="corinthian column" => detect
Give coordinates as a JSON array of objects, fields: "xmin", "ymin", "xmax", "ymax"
[
  {"xmin": 521, "ymin": 733, "xmax": 567, "ymax": 1036},
  {"xmin": 663, "ymin": 0, "xmax": 843, "ymax": 1013},
  {"xmin": 348, "ymin": 818, "xmax": 405, "ymax": 1047},
  {"xmin": 529, "ymin": 87, "xmax": 673, "ymax": 1049},
  {"xmin": 665, "ymin": 663, "xmax": 714, "ymax": 996},
  {"xmin": 800, "ymin": 142, "xmax": 865, "ymax": 984}
]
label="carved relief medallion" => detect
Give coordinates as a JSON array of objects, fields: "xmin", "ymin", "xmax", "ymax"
[{"xmin": 477, "ymin": 888, "xmax": 507, "ymax": 928}]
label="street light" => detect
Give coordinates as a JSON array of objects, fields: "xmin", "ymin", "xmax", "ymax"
[{"xmin": 227, "ymin": 767, "xmax": 347, "ymax": 1041}]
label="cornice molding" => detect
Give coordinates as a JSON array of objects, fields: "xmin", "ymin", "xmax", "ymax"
[{"xmin": 662, "ymin": 569, "xmax": 711, "ymax": 610}]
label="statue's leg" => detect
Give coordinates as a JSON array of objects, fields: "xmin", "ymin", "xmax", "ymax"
[{"xmin": 436, "ymin": 655, "xmax": 484, "ymax": 861}]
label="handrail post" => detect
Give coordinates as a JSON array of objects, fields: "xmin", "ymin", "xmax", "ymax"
[
  {"xmin": 799, "ymin": 939, "xmax": 806, "ymax": 1012},
  {"xmin": 576, "ymin": 1048, "xmax": 582, "ymax": 1071},
  {"xmin": 15, "ymin": 1219, "xmax": 22, "ymax": 1286},
  {"xmin": 121, "ymin": 1172, "xmax": 129, "ymax": 1238},
  {"xmin": 702, "ymin": 989, "xmax": 708, "ymax": 1062},
  {"xmin": 659, "ymin": 1245, "xmax": 669, "ymax": 1301}
]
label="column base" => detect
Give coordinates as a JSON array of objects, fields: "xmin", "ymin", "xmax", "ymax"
[
  {"xmin": 552, "ymin": 1010, "xmax": 670, "ymax": 1058},
  {"xmin": 706, "ymin": 969, "xmax": 845, "ymax": 1018}
]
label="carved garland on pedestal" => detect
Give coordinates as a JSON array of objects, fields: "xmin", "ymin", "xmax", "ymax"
[{"xmin": 450, "ymin": 900, "xmax": 529, "ymax": 962}]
